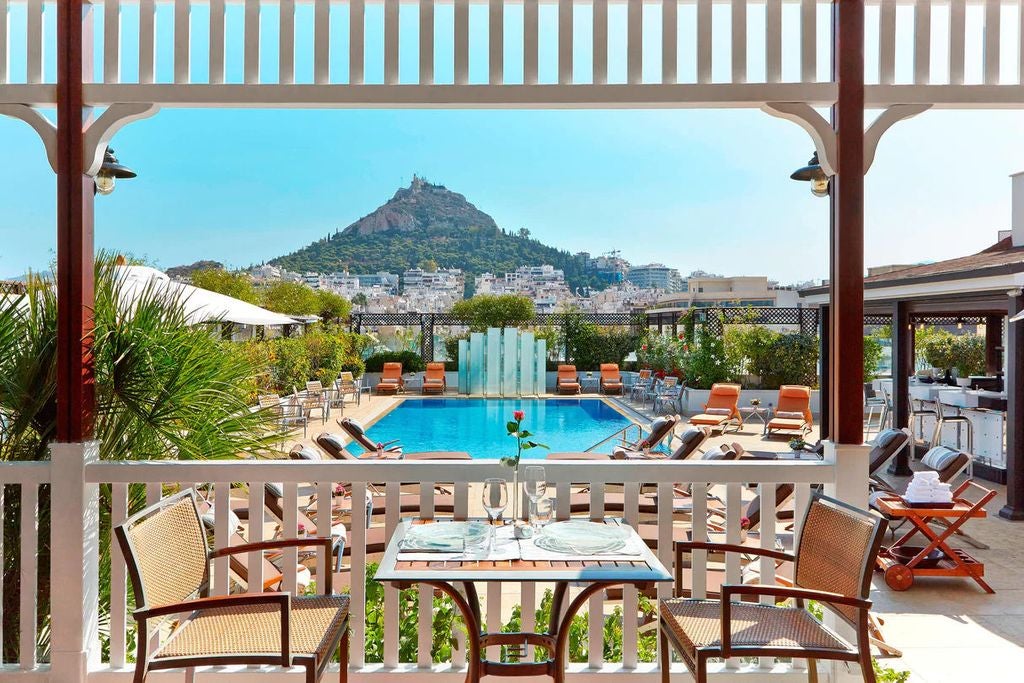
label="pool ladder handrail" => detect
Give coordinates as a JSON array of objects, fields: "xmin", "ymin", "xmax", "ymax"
[{"xmin": 583, "ymin": 423, "xmax": 644, "ymax": 453}]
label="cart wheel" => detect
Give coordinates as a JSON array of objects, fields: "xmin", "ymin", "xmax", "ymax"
[{"xmin": 884, "ymin": 564, "xmax": 914, "ymax": 591}]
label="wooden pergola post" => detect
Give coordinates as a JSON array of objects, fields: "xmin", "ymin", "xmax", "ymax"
[
  {"xmin": 1000, "ymin": 294, "xmax": 1024, "ymax": 520},
  {"xmin": 889, "ymin": 300, "xmax": 914, "ymax": 474},
  {"xmin": 56, "ymin": 0, "xmax": 96, "ymax": 443}
]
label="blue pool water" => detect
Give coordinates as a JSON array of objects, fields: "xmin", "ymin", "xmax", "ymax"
[{"xmin": 362, "ymin": 398, "xmax": 636, "ymax": 459}]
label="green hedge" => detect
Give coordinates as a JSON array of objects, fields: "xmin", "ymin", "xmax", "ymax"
[{"xmin": 365, "ymin": 350, "xmax": 426, "ymax": 373}]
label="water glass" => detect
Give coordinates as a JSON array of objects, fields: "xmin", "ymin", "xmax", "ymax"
[
  {"xmin": 523, "ymin": 466, "xmax": 547, "ymax": 504},
  {"xmin": 482, "ymin": 478, "xmax": 508, "ymax": 523},
  {"xmin": 530, "ymin": 498, "xmax": 553, "ymax": 532}
]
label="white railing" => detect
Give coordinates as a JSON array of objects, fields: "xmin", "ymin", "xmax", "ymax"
[
  {"xmin": 1, "ymin": 453, "xmax": 843, "ymax": 681},
  {"xmin": 2, "ymin": 1, "xmax": 1023, "ymax": 107}
]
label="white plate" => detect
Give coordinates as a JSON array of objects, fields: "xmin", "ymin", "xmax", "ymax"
[
  {"xmin": 533, "ymin": 520, "xmax": 629, "ymax": 555},
  {"xmin": 399, "ymin": 521, "xmax": 491, "ymax": 552}
]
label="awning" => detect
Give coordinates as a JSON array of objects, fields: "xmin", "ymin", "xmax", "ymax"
[
  {"xmin": 115, "ymin": 266, "xmax": 300, "ymax": 327},
  {"xmin": 1012, "ymin": 310, "xmax": 1024, "ymax": 323}
]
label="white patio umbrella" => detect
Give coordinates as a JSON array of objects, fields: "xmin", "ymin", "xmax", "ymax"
[{"xmin": 114, "ymin": 265, "xmax": 298, "ymax": 327}]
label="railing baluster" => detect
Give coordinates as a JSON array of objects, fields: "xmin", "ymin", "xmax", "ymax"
[
  {"xmin": 488, "ymin": 0, "xmax": 503, "ymax": 84},
  {"xmin": 139, "ymin": 0, "xmax": 155, "ymax": 84},
  {"xmin": 26, "ymin": 0, "xmax": 42, "ymax": 84},
  {"xmin": 209, "ymin": 0, "xmax": 225, "ymax": 84},
  {"xmin": 791, "ymin": 482, "xmax": 811, "ymax": 673},
  {"xmin": 522, "ymin": 579, "xmax": 536, "ymax": 659},
  {"xmin": 724, "ymin": 482, "xmax": 742, "ymax": 670},
  {"xmin": 350, "ymin": 0, "xmax": 365, "ymax": 85},
  {"xmin": 383, "ymin": 482, "xmax": 400, "ymax": 665},
  {"xmin": 690, "ymin": 482, "xmax": 708, "ymax": 600},
  {"xmin": 587, "ymin": 482, "xmax": 605, "ymax": 668},
  {"xmin": 419, "ymin": 0, "xmax": 434, "ymax": 84},
  {"xmin": 455, "ymin": 0, "xmax": 469, "ymax": 84},
  {"xmin": 279, "ymin": 0, "xmax": 295, "ymax": 84},
  {"xmin": 949, "ymin": 0, "xmax": 966, "ymax": 85},
  {"xmin": 557, "ymin": 0, "xmax": 572, "ymax": 84},
  {"xmin": 731, "ymin": 0, "xmax": 747, "ymax": 84},
  {"xmin": 622, "ymin": 481, "xmax": 640, "ymax": 669},
  {"xmin": 313, "ymin": 0, "xmax": 330, "ymax": 84},
  {"xmin": 524, "ymin": 0, "xmax": 538, "ymax": 84},
  {"xmin": 418, "ymin": 482, "xmax": 434, "ymax": 667},
  {"xmin": 174, "ymin": 0, "xmax": 190, "ymax": 83},
  {"xmin": 19, "ymin": 484, "xmax": 37, "ymax": 669},
  {"xmin": 757, "ymin": 482, "xmax": 777, "ymax": 670},
  {"xmin": 350, "ymin": 482, "xmax": 368, "ymax": 668},
  {"xmin": 243, "ymin": 0, "xmax": 260, "ymax": 84},
  {"xmin": 316, "ymin": 480, "xmax": 331, "ymax": 596},
  {"xmin": 800, "ymin": 0, "xmax": 815, "ymax": 82},
  {"xmin": 879, "ymin": 0, "xmax": 895, "ymax": 84},
  {"xmin": 282, "ymin": 481, "xmax": 299, "ymax": 593},
  {"xmin": 103, "ymin": 0, "xmax": 120, "ymax": 84},
  {"xmin": 555, "ymin": 481, "xmax": 570, "ymax": 520},
  {"xmin": 662, "ymin": 0, "xmax": 676, "ymax": 84},
  {"xmin": 765, "ymin": 0, "xmax": 782, "ymax": 83},
  {"xmin": 109, "ymin": 483, "xmax": 128, "ymax": 668},
  {"xmin": 386, "ymin": 0, "xmax": 400, "ymax": 85},
  {"xmin": 656, "ymin": 481, "xmax": 673, "ymax": 666},
  {"xmin": 247, "ymin": 481, "xmax": 265, "ymax": 594},
  {"xmin": 593, "ymin": 0, "xmax": 607, "ymax": 84},
  {"xmin": 626, "ymin": 0, "xmax": 641, "ymax": 84},
  {"xmin": 696, "ymin": 0, "xmax": 711, "ymax": 83},
  {"xmin": 914, "ymin": 0, "xmax": 931, "ymax": 85},
  {"xmin": 213, "ymin": 481, "xmax": 231, "ymax": 595},
  {"xmin": 984, "ymin": 0, "xmax": 1001, "ymax": 84}
]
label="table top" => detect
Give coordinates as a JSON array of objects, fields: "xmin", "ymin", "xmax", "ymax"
[
  {"xmin": 375, "ymin": 518, "xmax": 672, "ymax": 584},
  {"xmin": 875, "ymin": 496, "xmax": 988, "ymax": 519}
]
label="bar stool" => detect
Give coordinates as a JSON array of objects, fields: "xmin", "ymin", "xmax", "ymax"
[
  {"xmin": 932, "ymin": 404, "xmax": 974, "ymax": 476},
  {"xmin": 864, "ymin": 385, "xmax": 890, "ymax": 438},
  {"xmin": 908, "ymin": 397, "xmax": 938, "ymax": 451}
]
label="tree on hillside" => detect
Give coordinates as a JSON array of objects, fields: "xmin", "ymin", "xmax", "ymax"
[
  {"xmin": 190, "ymin": 268, "xmax": 259, "ymax": 304},
  {"xmin": 261, "ymin": 281, "xmax": 320, "ymax": 316},
  {"xmin": 451, "ymin": 294, "xmax": 535, "ymax": 331},
  {"xmin": 351, "ymin": 292, "xmax": 368, "ymax": 307},
  {"xmin": 317, "ymin": 289, "xmax": 352, "ymax": 322}
]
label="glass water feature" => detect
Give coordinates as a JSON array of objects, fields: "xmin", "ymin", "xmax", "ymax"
[{"xmin": 458, "ymin": 327, "xmax": 548, "ymax": 396}]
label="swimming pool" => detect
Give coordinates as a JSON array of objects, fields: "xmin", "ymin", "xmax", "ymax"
[{"xmin": 361, "ymin": 398, "xmax": 638, "ymax": 458}]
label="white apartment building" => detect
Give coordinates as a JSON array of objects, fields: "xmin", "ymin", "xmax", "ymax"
[
  {"xmin": 657, "ymin": 275, "xmax": 801, "ymax": 309},
  {"xmin": 626, "ymin": 263, "xmax": 684, "ymax": 292}
]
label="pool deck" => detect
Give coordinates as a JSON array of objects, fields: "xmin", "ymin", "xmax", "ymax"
[{"xmin": 281, "ymin": 389, "xmax": 1023, "ymax": 682}]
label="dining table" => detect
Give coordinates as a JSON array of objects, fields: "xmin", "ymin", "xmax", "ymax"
[{"xmin": 375, "ymin": 517, "xmax": 672, "ymax": 683}]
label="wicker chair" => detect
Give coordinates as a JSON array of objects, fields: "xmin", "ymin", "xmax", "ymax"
[
  {"xmin": 114, "ymin": 490, "xmax": 350, "ymax": 683},
  {"xmin": 659, "ymin": 493, "xmax": 887, "ymax": 683}
]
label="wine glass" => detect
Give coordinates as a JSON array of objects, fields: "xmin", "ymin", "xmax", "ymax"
[
  {"xmin": 523, "ymin": 466, "xmax": 547, "ymax": 506},
  {"xmin": 482, "ymin": 478, "xmax": 508, "ymax": 523},
  {"xmin": 530, "ymin": 498, "xmax": 553, "ymax": 533}
]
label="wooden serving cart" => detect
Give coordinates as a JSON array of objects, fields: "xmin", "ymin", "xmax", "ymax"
[{"xmin": 875, "ymin": 481, "xmax": 996, "ymax": 593}]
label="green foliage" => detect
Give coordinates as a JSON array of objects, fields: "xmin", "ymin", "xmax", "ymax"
[
  {"xmin": 189, "ymin": 267, "xmax": 259, "ymax": 304},
  {"xmin": 757, "ymin": 333, "xmax": 819, "ymax": 388},
  {"xmin": 684, "ymin": 324, "xmax": 734, "ymax": 389},
  {"xmin": 351, "ymin": 292, "xmax": 368, "ymax": 307},
  {"xmin": 637, "ymin": 333, "xmax": 687, "ymax": 375},
  {"xmin": 261, "ymin": 280, "xmax": 321, "ymax": 316},
  {"xmin": 365, "ymin": 350, "xmax": 426, "ymax": 373},
  {"xmin": 863, "ymin": 334, "xmax": 885, "ymax": 382},
  {"xmin": 450, "ymin": 294, "xmax": 535, "ymax": 331},
  {"xmin": 316, "ymin": 289, "xmax": 352, "ymax": 322},
  {"xmin": 952, "ymin": 334, "xmax": 986, "ymax": 378},
  {"xmin": 558, "ymin": 310, "xmax": 642, "ymax": 369},
  {"xmin": 873, "ymin": 658, "xmax": 912, "ymax": 683},
  {"xmin": 500, "ymin": 411, "xmax": 548, "ymax": 468},
  {"xmin": 724, "ymin": 325, "xmax": 780, "ymax": 380},
  {"xmin": 917, "ymin": 326, "xmax": 957, "ymax": 370}
]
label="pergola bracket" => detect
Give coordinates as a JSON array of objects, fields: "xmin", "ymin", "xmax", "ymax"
[
  {"xmin": 82, "ymin": 103, "xmax": 160, "ymax": 177},
  {"xmin": 0, "ymin": 104, "xmax": 58, "ymax": 172},
  {"xmin": 864, "ymin": 104, "xmax": 932, "ymax": 174},
  {"xmin": 760, "ymin": 102, "xmax": 837, "ymax": 176}
]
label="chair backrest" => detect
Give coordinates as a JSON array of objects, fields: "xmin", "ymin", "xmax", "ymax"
[
  {"xmin": 637, "ymin": 369, "xmax": 652, "ymax": 382},
  {"xmin": 339, "ymin": 371, "xmax": 356, "ymax": 387},
  {"xmin": 290, "ymin": 444, "xmax": 323, "ymax": 460},
  {"xmin": 704, "ymin": 383, "xmax": 741, "ymax": 416},
  {"xmin": 668, "ymin": 427, "xmax": 709, "ymax": 460},
  {"xmin": 381, "ymin": 362, "xmax": 403, "ymax": 380},
  {"xmin": 557, "ymin": 365, "xmax": 577, "ymax": 381},
  {"xmin": 600, "ymin": 364, "xmax": 621, "ymax": 381},
  {"xmin": 794, "ymin": 494, "xmax": 887, "ymax": 627},
  {"xmin": 338, "ymin": 418, "xmax": 377, "ymax": 451},
  {"xmin": 661, "ymin": 376, "xmax": 679, "ymax": 388},
  {"xmin": 868, "ymin": 428, "xmax": 911, "ymax": 474},
  {"xmin": 425, "ymin": 362, "xmax": 446, "ymax": 380},
  {"xmin": 316, "ymin": 432, "xmax": 360, "ymax": 460},
  {"xmin": 113, "ymin": 490, "xmax": 210, "ymax": 611},
  {"xmin": 921, "ymin": 446, "xmax": 972, "ymax": 483},
  {"xmin": 306, "ymin": 380, "xmax": 323, "ymax": 393},
  {"xmin": 644, "ymin": 415, "xmax": 678, "ymax": 448},
  {"xmin": 742, "ymin": 483, "xmax": 795, "ymax": 531},
  {"xmin": 697, "ymin": 444, "xmax": 739, "ymax": 461},
  {"xmin": 775, "ymin": 385, "xmax": 812, "ymax": 423}
]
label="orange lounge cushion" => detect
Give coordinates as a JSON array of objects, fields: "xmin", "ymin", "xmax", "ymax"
[
  {"xmin": 690, "ymin": 414, "xmax": 731, "ymax": 426},
  {"xmin": 768, "ymin": 418, "xmax": 807, "ymax": 429}
]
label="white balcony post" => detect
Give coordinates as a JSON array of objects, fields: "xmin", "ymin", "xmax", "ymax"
[{"xmin": 48, "ymin": 441, "xmax": 101, "ymax": 683}]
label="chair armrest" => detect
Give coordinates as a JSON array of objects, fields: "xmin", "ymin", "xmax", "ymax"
[
  {"xmin": 676, "ymin": 541, "xmax": 794, "ymax": 564},
  {"xmin": 211, "ymin": 537, "xmax": 335, "ymax": 592}
]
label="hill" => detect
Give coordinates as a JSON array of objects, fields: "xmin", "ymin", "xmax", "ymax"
[{"xmin": 268, "ymin": 177, "xmax": 607, "ymax": 293}]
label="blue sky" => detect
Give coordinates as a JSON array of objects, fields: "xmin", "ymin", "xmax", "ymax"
[{"xmin": 2, "ymin": 5, "xmax": 1024, "ymax": 282}]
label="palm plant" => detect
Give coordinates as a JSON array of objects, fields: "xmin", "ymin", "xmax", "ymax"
[{"xmin": 1, "ymin": 254, "xmax": 284, "ymax": 661}]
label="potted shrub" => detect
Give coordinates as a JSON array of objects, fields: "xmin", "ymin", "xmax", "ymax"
[
  {"xmin": 921, "ymin": 332, "xmax": 957, "ymax": 384},
  {"xmin": 952, "ymin": 335, "xmax": 986, "ymax": 387}
]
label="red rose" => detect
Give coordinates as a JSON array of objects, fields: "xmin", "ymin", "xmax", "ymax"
[
  {"xmin": 641, "ymin": 344, "xmax": 647, "ymax": 351},
  {"xmin": 376, "ymin": 442, "xmax": 384, "ymax": 449},
  {"xmin": 513, "ymin": 410, "xmax": 525, "ymax": 421},
  {"xmin": 678, "ymin": 333, "xmax": 684, "ymax": 340}
]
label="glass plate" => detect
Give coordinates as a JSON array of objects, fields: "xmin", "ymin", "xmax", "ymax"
[
  {"xmin": 399, "ymin": 521, "xmax": 491, "ymax": 552},
  {"xmin": 534, "ymin": 520, "xmax": 629, "ymax": 555}
]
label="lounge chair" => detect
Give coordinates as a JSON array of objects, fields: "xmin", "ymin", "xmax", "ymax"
[
  {"xmin": 865, "ymin": 428, "xmax": 912, "ymax": 493},
  {"xmin": 611, "ymin": 414, "xmax": 680, "ymax": 456},
  {"xmin": 765, "ymin": 384, "xmax": 814, "ymax": 438},
  {"xmin": 114, "ymin": 490, "xmax": 350, "ymax": 683},
  {"xmin": 421, "ymin": 361, "xmax": 447, "ymax": 395},
  {"xmin": 611, "ymin": 426, "xmax": 709, "ymax": 460},
  {"xmin": 688, "ymin": 383, "xmax": 743, "ymax": 434},
  {"xmin": 660, "ymin": 493, "xmax": 886, "ymax": 683},
  {"xmin": 337, "ymin": 417, "xmax": 404, "ymax": 456},
  {"xmin": 376, "ymin": 361, "xmax": 404, "ymax": 395},
  {"xmin": 556, "ymin": 365, "xmax": 581, "ymax": 394},
  {"xmin": 600, "ymin": 363, "xmax": 623, "ymax": 394}
]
